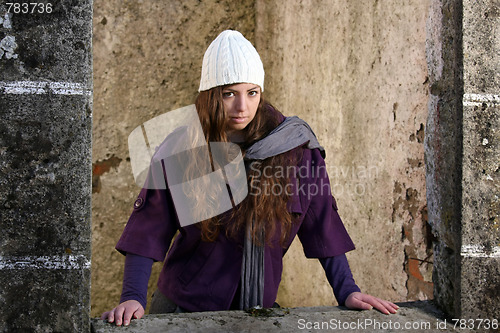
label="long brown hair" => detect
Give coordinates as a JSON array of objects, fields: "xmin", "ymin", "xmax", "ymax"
[{"xmin": 195, "ymin": 85, "xmax": 298, "ymax": 247}]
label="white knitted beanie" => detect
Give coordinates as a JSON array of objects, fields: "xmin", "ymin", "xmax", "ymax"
[{"xmin": 199, "ymin": 30, "xmax": 264, "ymax": 92}]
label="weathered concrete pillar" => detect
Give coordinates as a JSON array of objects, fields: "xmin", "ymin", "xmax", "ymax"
[
  {"xmin": 0, "ymin": 1, "xmax": 93, "ymax": 332},
  {"xmin": 426, "ymin": 0, "xmax": 499, "ymax": 319},
  {"xmin": 460, "ymin": 0, "xmax": 499, "ymax": 319}
]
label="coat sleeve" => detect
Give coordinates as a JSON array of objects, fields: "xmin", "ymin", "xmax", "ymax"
[
  {"xmin": 297, "ymin": 148, "xmax": 356, "ymax": 258},
  {"xmin": 116, "ymin": 160, "xmax": 180, "ymax": 262}
]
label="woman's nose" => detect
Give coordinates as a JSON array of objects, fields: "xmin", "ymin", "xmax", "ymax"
[{"xmin": 235, "ymin": 95, "xmax": 247, "ymax": 112}]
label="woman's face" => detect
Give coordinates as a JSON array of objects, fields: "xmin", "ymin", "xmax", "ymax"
[{"xmin": 222, "ymin": 83, "xmax": 261, "ymax": 141}]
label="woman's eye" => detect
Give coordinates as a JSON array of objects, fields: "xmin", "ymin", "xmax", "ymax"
[
  {"xmin": 223, "ymin": 92, "xmax": 234, "ymax": 98},
  {"xmin": 248, "ymin": 90, "xmax": 258, "ymax": 96}
]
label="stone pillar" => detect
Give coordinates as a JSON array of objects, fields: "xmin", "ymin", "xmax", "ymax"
[
  {"xmin": 460, "ymin": 0, "xmax": 500, "ymax": 319},
  {"xmin": 426, "ymin": 0, "xmax": 499, "ymax": 319},
  {"xmin": 0, "ymin": 1, "xmax": 93, "ymax": 332}
]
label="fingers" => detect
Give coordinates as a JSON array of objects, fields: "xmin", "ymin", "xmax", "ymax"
[
  {"xmin": 113, "ymin": 306, "xmax": 126, "ymax": 326},
  {"xmin": 108, "ymin": 309, "xmax": 115, "ymax": 323},
  {"xmin": 102, "ymin": 301, "xmax": 145, "ymax": 326},
  {"xmin": 364, "ymin": 296, "xmax": 399, "ymax": 315},
  {"xmin": 134, "ymin": 306, "xmax": 145, "ymax": 320},
  {"xmin": 364, "ymin": 296, "xmax": 389, "ymax": 314},
  {"xmin": 348, "ymin": 297, "xmax": 373, "ymax": 310},
  {"xmin": 345, "ymin": 292, "xmax": 399, "ymax": 315},
  {"xmin": 371, "ymin": 297, "xmax": 399, "ymax": 314},
  {"xmin": 100, "ymin": 306, "xmax": 124, "ymax": 326},
  {"xmin": 384, "ymin": 300, "xmax": 399, "ymax": 313},
  {"xmin": 366, "ymin": 297, "xmax": 386, "ymax": 313},
  {"xmin": 100, "ymin": 311, "xmax": 110, "ymax": 321},
  {"xmin": 357, "ymin": 302, "xmax": 373, "ymax": 311},
  {"xmin": 371, "ymin": 298, "xmax": 394, "ymax": 315},
  {"xmin": 345, "ymin": 292, "xmax": 372, "ymax": 310},
  {"xmin": 122, "ymin": 305, "xmax": 142, "ymax": 326},
  {"xmin": 386, "ymin": 301, "xmax": 400, "ymax": 313}
]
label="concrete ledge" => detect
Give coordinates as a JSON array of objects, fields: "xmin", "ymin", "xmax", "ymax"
[{"xmin": 91, "ymin": 301, "xmax": 461, "ymax": 332}]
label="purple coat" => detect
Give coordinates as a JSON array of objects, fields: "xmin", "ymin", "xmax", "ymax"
[{"xmin": 116, "ymin": 147, "xmax": 355, "ymax": 312}]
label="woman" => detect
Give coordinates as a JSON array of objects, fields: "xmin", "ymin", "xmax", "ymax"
[{"xmin": 102, "ymin": 30, "xmax": 398, "ymax": 326}]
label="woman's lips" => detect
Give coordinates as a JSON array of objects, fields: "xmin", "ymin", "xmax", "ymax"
[{"xmin": 229, "ymin": 116, "xmax": 247, "ymax": 124}]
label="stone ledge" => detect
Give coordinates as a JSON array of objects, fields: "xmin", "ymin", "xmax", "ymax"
[{"xmin": 91, "ymin": 301, "xmax": 462, "ymax": 332}]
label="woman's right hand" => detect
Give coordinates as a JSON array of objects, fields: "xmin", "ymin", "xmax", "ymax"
[{"xmin": 101, "ymin": 300, "xmax": 145, "ymax": 326}]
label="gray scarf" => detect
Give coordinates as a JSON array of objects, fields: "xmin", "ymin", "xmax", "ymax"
[
  {"xmin": 239, "ymin": 220, "xmax": 265, "ymax": 310},
  {"xmin": 239, "ymin": 116, "xmax": 324, "ymax": 309},
  {"xmin": 245, "ymin": 116, "xmax": 324, "ymax": 160}
]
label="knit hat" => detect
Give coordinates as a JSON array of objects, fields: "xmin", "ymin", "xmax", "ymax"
[{"xmin": 199, "ymin": 30, "xmax": 264, "ymax": 92}]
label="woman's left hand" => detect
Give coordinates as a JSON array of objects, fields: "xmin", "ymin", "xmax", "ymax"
[{"xmin": 345, "ymin": 292, "xmax": 399, "ymax": 315}]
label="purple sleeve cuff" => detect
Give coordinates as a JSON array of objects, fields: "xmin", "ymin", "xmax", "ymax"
[
  {"xmin": 120, "ymin": 253, "xmax": 154, "ymax": 310},
  {"xmin": 319, "ymin": 254, "xmax": 361, "ymax": 306}
]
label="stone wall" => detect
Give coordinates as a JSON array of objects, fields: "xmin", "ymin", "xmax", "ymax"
[
  {"xmin": 92, "ymin": 0, "xmax": 432, "ymax": 317},
  {"xmin": 92, "ymin": 302, "xmax": 459, "ymax": 333}
]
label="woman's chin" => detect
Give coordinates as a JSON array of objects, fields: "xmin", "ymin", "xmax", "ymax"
[{"xmin": 228, "ymin": 123, "xmax": 248, "ymax": 132}]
